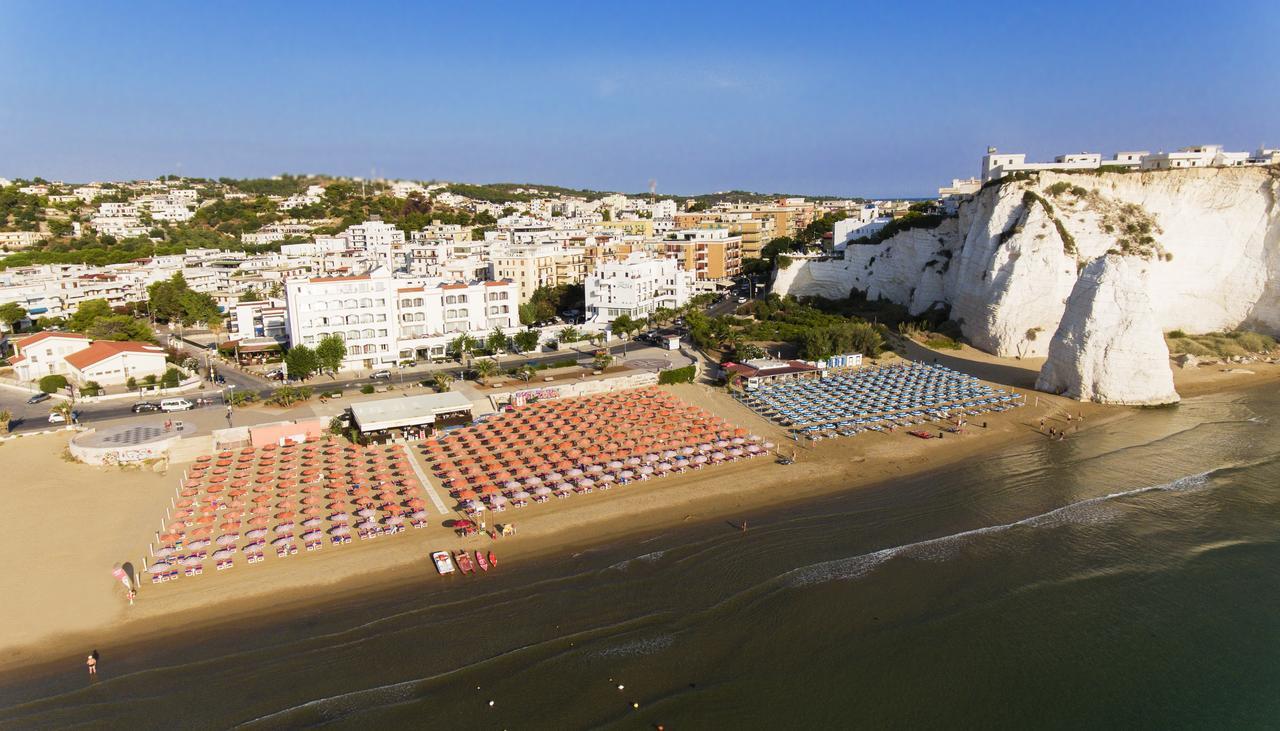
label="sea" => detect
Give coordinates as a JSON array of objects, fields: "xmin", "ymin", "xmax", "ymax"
[{"xmin": 2, "ymin": 382, "xmax": 1279, "ymax": 729}]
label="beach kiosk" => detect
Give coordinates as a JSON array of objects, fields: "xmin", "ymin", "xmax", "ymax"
[{"xmin": 348, "ymin": 391, "xmax": 474, "ymax": 442}]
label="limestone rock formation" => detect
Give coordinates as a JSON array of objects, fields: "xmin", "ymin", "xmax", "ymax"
[
  {"xmin": 773, "ymin": 166, "xmax": 1280, "ymax": 403},
  {"xmin": 1035, "ymin": 256, "xmax": 1179, "ymax": 405}
]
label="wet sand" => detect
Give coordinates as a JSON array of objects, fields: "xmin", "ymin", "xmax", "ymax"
[{"xmin": 1, "ymin": 353, "xmax": 1276, "ymax": 679}]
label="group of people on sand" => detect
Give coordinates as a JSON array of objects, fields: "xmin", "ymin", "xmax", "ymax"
[{"xmin": 1039, "ymin": 412, "xmax": 1084, "ymax": 441}]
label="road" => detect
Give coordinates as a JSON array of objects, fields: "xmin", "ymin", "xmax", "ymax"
[{"xmin": 1, "ymin": 339, "xmax": 667, "ymax": 435}]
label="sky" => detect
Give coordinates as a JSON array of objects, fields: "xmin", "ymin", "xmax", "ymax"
[{"xmin": 1, "ymin": 1, "xmax": 1277, "ymax": 197}]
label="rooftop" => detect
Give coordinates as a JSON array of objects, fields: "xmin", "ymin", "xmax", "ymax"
[{"xmin": 349, "ymin": 391, "xmax": 474, "ymax": 432}]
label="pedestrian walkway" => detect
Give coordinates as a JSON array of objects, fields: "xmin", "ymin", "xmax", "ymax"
[{"xmin": 404, "ymin": 445, "xmax": 451, "ymax": 515}]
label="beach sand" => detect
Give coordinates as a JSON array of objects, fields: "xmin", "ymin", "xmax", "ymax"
[{"xmin": 2, "ymin": 351, "xmax": 1276, "ymax": 676}]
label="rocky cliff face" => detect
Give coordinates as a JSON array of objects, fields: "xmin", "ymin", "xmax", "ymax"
[
  {"xmin": 774, "ymin": 166, "xmax": 1280, "ymax": 403},
  {"xmin": 1035, "ymin": 256, "xmax": 1179, "ymax": 405}
]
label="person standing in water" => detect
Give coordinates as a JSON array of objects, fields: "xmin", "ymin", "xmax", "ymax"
[{"xmin": 87, "ymin": 650, "xmax": 99, "ymax": 676}]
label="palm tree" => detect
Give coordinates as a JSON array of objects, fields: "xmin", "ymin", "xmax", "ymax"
[
  {"xmin": 517, "ymin": 364, "xmax": 537, "ymax": 383},
  {"xmin": 472, "ymin": 358, "xmax": 499, "ymax": 380},
  {"xmin": 431, "ymin": 372, "xmax": 454, "ymax": 392},
  {"xmin": 559, "ymin": 326, "xmax": 581, "ymax": 344}
]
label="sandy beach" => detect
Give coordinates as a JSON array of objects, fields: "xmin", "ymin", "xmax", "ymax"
[{"xmin": 2, "ymin": 351, "xmax": 1276, "ymax": 678}]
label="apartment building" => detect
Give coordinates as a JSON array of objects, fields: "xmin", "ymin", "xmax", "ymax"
[
  {"xmin": 284, "ymin": 266, "xmax": 520, "ymax": 370},
  {"xmin": 980, "ymin": 144, "xmax": 1279, "ymax": 182},
  {"xmin": 490, "ymin": 244, "xmax": 587, "ymax": 302},
  {"xmin": 584, "ymin": 253, "xmax": 694, "ymax": 324},
  {"xmin": 698, "ymin": 213, "xmax": 776, "ymax": 259},
  {"xmin": 662, "ymin": 228, "xmax": 742, "ymax": 281},
  {"xmin": 0, "ymin": 231, "xmax": 44, "ymax": 250}
]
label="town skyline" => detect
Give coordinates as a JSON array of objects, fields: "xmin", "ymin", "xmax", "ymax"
[{"xmin": 3, "ymin": 1, "xmax": 1278, "ymax": 197}]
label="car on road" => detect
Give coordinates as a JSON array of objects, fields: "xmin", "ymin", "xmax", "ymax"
[
  {"xmin": 48, "ymin": 410, "xmax": 66, "ymax": 424},
  {"xmin": 265, "ymin": 369, "xmax": 285, "ymax": 380},
  {"xmin": 131, "ymin": 401, "xmax": 162, "ymax": 413},
  {"xmin": 370, "ymin": 369, "xmax": 392, "ymax": 380},
  {"xmin": 736, "ymin": 296, "xmax": 748, "ymax": 304},
  {"xmin": 27, "ymin": 392, "xmax": 51, "ymax": 405},
  {"xmin": 159, "ymin": 398, "xmax": 195, "ymax": 412}
]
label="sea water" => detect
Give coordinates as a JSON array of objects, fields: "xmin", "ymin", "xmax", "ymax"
[{"xmin": 3, "ymin": 384, "xmax": 1279, "ymax": 729}]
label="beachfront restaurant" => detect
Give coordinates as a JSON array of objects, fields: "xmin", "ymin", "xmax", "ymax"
[
  {"xmin": 348, "ymin": 391, "xmax": 474, "ymax": 443},
  {"xmin": 723, "ymin": 358, "xmax": 822, "ymax": 390}
]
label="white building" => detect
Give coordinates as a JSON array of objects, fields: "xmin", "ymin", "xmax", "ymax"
[
  {"xmin": 284, "ymin": 266, "xmax": 520, "ymax": 370},
  {"xmin": 584, "ymin": 253, "xmax": 694, "ymax": 324},
  {"xmin": 1141, "ymin": 144, "xmax": 1250, "ymax": 170},
  {"xmin": 9, "ymin": 332, "xmax": 167, "ymax": 387}
]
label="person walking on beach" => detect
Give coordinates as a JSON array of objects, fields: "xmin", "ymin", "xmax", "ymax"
[{"xmin": 87, "ymin": 650, "xmax": 98, "ymax": 676}]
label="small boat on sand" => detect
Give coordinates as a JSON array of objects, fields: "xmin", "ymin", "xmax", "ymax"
[
  {"xmin": 907, "ymin": 430, "xmax": 935, "ymax": 439},
  {"xmin": 488, "ymin": 551, "xmax": 497, "ymax": 568},
  {"xmin": 455, "ymin": 550, "xmax": 475, "ymax": 574},
  {"xmin": 431, "ymin": 551, "xmax": 455, "ymax": 575},
  {"xmin": 475, "ymin": 551, "xmax": 490, "ymax": 572}
]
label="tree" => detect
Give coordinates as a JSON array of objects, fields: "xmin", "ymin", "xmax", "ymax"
[
  {"xmin": 610, "ymin": 314, "xmax": 640, "ymax": 340},
  {"xmin": 285, "ymin": 345, "xmax": 319, "ymax": 380},
  {"xmin": 485, "ymin": 328, "xmax": 508, "ymax": 355},
  {"xmin": 67, "ymin": 299, "xmax": 114, "ymax": 332},
  {"xmin": 512, "ymin": 329, "xmax": 540, "ymax": 353},
  {"xmin": 447, "ymin": 334, "xmax": 477, "ymax": 359},
  {"xmin": 431, "ymin": 372, "xmax": 454, "ymax": 393},
  {"xmin": 517, "ymin": 364, "xmax": 537, "ymax": 383},
  {"xmin": 518, "ymin": 302, "xmax": 538, "ymax": 327},
  {"xmin": 559, "ymin": 326, "xmax": 582, "ymax": 343},
  {"xmin": 159, "ymin": 367, "xmax": 182, "ymax": 389},
  {"xmin": 735, "ymin": 343, "xmax": 767, "ymax": 361},
  {"xmin": 239, "ymin": 287, "xmax": 263, "ymax": 302},
  {"xmin": 81, "ymin": 380, "xmax": 103, "ymax": 396},
  {"xmin": 86, "ymin": 315, "xmax": 154, "ymax": 342},
  {"xmin": 38, "ymin": 374, "xmax": 68, "ymax": 393},
  {"xmin": 472, "ymin": 358, "xmax": 499, "ymax": 380},
  {"xmin": 315, "ymin": 334, "xmax": 347, "ymax": 374},
  {"xmin": 126, "ymin": 376, "xmax": 138, "ymax": 391},
  {"xmin": 143, "ymin": 374, "xmax": 158, "ymax": 387},
  {"xmin": 593, "ymin": 352, "xmax": 613, "ymax": 370},
  {"xmin": 0, "ymin": 302, "xmax": 26, "ymax": 333}
]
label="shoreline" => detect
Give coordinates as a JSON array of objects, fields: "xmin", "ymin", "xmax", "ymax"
[{"xmin": 2, "ymin": 359, "xmax": 1277, "ymax": 684}]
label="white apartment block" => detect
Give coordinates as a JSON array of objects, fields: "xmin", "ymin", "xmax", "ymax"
[
  {"xmin": 0, "ymin": 231, "xmax": 44, "ymax": 249},
  {"xmin": 584, "ymin": 253, "xmax": 693, "ymax": 324},
  {"xmin": 285, "ymin": 267, "xmax": 520, "ymax": 370},
  {"xmin": 490, "ymin": 244, "xmax": 587, "ymax": 302},
  {"xmin": 341, "ymin": 218, "xmax": 405, "ymax": 249},
  {"xmin": 981, "ymin": 144, "xmax": 1280, "ymax": 182}
]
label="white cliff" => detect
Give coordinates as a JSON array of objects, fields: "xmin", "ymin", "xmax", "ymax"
[
  {"xmin": 1035, "ymin": 256, "xmax": 1179, "ymax": 405},
  {"xmin": 774, "ymin": 166, "xmax": 1280, "ymax": 403}
]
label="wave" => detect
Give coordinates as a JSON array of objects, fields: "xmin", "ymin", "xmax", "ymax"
[
  {"xmin": 785, "ymin": 470, "xmax": 1216, "ymax": 588},
  {"xmin": 607, "ymin": 550, "xmax": 666, "ymax": 572}
]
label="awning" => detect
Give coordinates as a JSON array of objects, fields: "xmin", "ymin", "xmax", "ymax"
[{"xmin": 349, "ymin": 391, "xmax": 473, "ymax": 433}]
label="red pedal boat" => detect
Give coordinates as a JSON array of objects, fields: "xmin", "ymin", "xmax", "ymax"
[
  {"xmin": 475, "ymin": 551, "xmax": 489, "ymax": 571},
  {"xmin": 455, "ymin": 550, "xmax": 474, "ymax": 574}
]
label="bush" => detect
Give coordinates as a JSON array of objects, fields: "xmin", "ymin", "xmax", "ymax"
[
  {"xmin": 924, "ymin": 335, "xmax": 962, "ymax": 350},
  {"xmin": 81, "ymin": 380, "xmax": 103, "ymax": 396},
  {"xmin": 38, "ymin": 374, "xmax": 68, "ymax": 393},
  {"xmin": 266, "ymin": 386, "xmax": 313, "ymax": 407},
  {"xmin": 160, "ymin": 366, "xmax": 184, "ymax": 389},
  {"xmin": 126, "ymin": 376, "xmax": 138, "ymax": 391},
  {"xmin": 658, "ymin": 365, "xmax": 696, "ymax": 385},
  {"xmin": 228, "ymin": 391, "xmax": 258, "ymax": 407},
  {"xmin": 360, "ymin": 384, "xmax": 376, "ymax": 394},
  {"xmin": 1167, "ymin": 329, "xmax": 1188, "ymax": 339}
]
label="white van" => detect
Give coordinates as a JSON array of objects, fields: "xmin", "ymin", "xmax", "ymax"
[{"xmin": 159, "ymin": 398, "xmax": 194, "ymax": 412}]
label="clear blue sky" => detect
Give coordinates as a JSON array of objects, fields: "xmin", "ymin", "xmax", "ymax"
[{"xmin": 1, "ymin": 1, "xmax": 1277, "ymax": 197}]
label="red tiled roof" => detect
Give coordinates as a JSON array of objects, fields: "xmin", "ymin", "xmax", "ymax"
[
  {"xmin": 484, "ymin": 279, "xmax": 513, "ymax": 287},
  {"xmin": 64, "ymin": 341, "xmax": 166, "ymax": 370},
  {"xmin": 397, "ymin": 286, "xmax": 425, "ymax": 293},
  {"xmin": 14, "ymin": 331, "xmax": 90, "ymax": 350},
  {"xmin": 8, "ymin": 355, "xmax": 25, "ymax": 364},
  {"xmin": 440, "ymin": 282, "xmax": 469, "ymax": 290}
]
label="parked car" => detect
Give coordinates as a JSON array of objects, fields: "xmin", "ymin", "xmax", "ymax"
[
  {"xmin": 131, "ymin": 401, "xmax": 162, "ymax": 413},
  {"xmin": 159, "ymin": 398, "xmax": 195, "ymax": 412},
  {"xmin": 27, "ymin": 392, "xmax": 51, "ymax": 405},
  {"xmin": 370, "ymin": 369, "xmax": 392, "ymax": 380},
  {"xmin": 265, "ymin": 369, "xmax": 285, "ymax": 380},
  {"xmin": 736, "ymin": 296, "xmax": 748, "ymax": 304}
]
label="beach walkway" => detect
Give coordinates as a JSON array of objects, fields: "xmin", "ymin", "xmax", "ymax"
[{"xmin": 404, "ymin": 445, "xmax": 451, "ymax": 515}]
